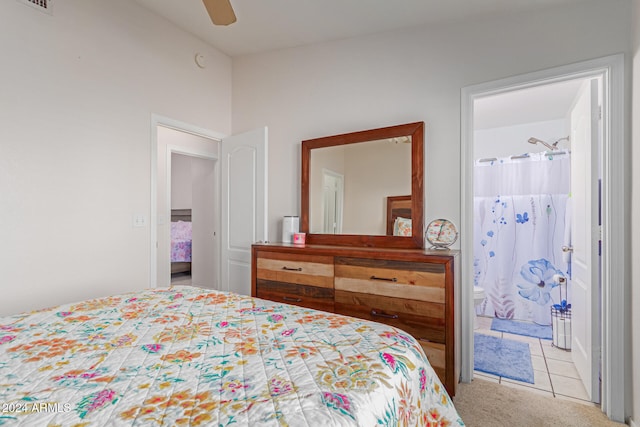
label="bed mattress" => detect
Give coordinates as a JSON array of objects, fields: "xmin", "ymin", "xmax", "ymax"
[{"xmin": 0, "ymin": 286, "xmax": 463, "ymax": 426}]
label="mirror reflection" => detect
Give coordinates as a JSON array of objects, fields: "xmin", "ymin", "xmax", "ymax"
[
  {"xmin": 301, "ymin": 121, "xmax": 424, "ymax": 249},
  {"xmin": 309, "ymin": 137, "xmax": 412, "ymax": 235}
]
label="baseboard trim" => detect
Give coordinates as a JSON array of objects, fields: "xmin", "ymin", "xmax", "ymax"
[{"xmin": 629, "ymin": 417, "xmax": 638, "ymax": 427}]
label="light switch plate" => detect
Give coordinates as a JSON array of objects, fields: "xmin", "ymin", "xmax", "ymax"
[{"xmin": 133, "ymin": 214, "xmax": 147, "ymax": 227}]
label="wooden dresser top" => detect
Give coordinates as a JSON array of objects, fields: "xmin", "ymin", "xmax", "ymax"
[{"xmin": 252, "ymin": 243, "xmax": 459, "ymax": 263}]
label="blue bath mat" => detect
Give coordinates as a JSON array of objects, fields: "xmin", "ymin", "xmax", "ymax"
[
  {"xmin": 491, "ymin": 318, "xmax": 552, "ymax": 340},
  {"xmin": 474, "ymin": 333, "xmax": 534, "ymax": 384}
]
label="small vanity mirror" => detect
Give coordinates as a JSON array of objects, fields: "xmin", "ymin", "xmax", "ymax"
[{"xmin": 301, "ymin": 122, "xmax": 424, "ymax": 248}]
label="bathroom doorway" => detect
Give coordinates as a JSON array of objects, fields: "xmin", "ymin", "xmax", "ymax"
[
  {"xmin": 471, "ymin": 75, "xmax": 600, "ymax": 404},
  {"xmin": 473, "ymin": 76, "xmax": 600, "ymax": 399},
  {"xmin": 461, "ymin": 54, "xmax": 626, "ymax": 421}
]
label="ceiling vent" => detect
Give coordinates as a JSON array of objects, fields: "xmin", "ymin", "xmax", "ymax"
[{"xmin": 17, "ymin": 0, "xmax": 53, "ymax": 15}]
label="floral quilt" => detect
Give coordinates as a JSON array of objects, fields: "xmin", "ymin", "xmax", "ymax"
[
  {"xmin": 0, "ymin": 286, "xmax": 464, "ymax": 426},
  {"xmin": 170, "ymin": 239, "xmax": 192, "ymax": 263}
]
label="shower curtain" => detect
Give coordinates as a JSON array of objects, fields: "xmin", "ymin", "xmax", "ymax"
[{"xmin": 474, "ymin": 152, "xmax": 571, "ymax": 325}]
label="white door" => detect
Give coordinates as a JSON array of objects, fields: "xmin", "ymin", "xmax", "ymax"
[
  {"xmin": 191, "ymin": 157, "xmax": 217, "ymax": 288},
  {"xmin": 220, "ymin": 127, "xmax": 268, "ymax": 295},
  {"xmin": 569, "ymin": 78, "xmax": 600, "ymax": 402}
]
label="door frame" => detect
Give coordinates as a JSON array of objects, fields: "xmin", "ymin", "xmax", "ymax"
[
  {"xmin": 460, "ymin": 54, "xmax": 627, "ymax": 421},
  {"xmin": 150, "ymin": 114, "xmax": 225, "ymax": 289},
  {"xmin": 165, "ymin": 147, "xmax": 218, "ymax": 288},
  {"xmin": 321, "ymin": 168, "xmax": 344, "ymax": 234}
]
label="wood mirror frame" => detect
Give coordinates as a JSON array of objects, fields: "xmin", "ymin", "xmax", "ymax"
[{"xmin": 301, "ymin": 121, "xmax": 424, "ymax": 248}]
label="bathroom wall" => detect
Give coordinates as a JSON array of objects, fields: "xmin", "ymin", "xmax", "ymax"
[{"xmin": 474, "ymin": 119, "xmax": 568, "ymax": 160}]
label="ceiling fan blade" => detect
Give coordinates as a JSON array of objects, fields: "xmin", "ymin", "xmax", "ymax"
[{"xmin": 203, "ymin": 0, "xmax": 236, "ymax": 26}]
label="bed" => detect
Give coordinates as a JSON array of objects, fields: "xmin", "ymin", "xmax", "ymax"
[
  {"xmin": 171, "ymin": 209, "xmax": 192, "ymax": 275},
  {"xmin": 0, "ymin": 286, "xmax": 464, "ymax": 426}
]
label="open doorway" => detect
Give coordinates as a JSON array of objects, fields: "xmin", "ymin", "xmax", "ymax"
[
  {"xmin": 321, "ymin": 169, "xmax": 344, "ymax": 234},
  {"xmin": 170, "ymin": 153, "xmax": 217, "ymax": 288},
  {"xmin": 153, "ymin": 122, "xmax": 221, "ymax": 290},
  {"xmin": 470, "ymin": 77, "xmax": 601, "ymax": 404},
  {"xmin": 150, "ymin": 115, "xmax": 269, "ymax": 297},
  {"xmin": 461, "ymin": 54, "xmax": 626, "ymax": 422}
]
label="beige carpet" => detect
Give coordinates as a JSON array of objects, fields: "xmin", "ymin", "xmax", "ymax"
[{"xmin": 453, "ymin": 378, "xmax": 626, "ymax": 427}]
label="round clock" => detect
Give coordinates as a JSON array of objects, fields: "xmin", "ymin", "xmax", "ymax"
[{"xmin": 425, "ymin": 219, "xmax": 458, "ymax": 249}]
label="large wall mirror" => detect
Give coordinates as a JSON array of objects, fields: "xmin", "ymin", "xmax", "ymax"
[{"xmin": 301, "ymin": 122, "xmax": 424, "ymax": 248}]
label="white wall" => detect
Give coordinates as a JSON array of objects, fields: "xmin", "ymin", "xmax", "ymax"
[
  {"xmin": 308, "ymin": 140, "xmax": 410, "ymax": 234},
  {"xmin": 0, "ymin": 0, "xmax": 231, "ymax": 315},
  {"xmin": 342, "ymin": 140, "xmax": 411, "ymax": 234},
  {"xmin": 474, "ymin": 119, "xmax": 568, "ymax": 160},
  {"xmin": 171, "ymin": 154, "xmax": 193, "ymax": 209},
  {"xmin": 232, "ymin": 0, "xmax": 631, "ymax": 243},
  {"xmin": 631, "ymin": 1, "xmax": 640, "ymax": 425}
]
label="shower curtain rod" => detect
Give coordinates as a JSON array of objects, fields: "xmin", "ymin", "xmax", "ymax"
[
  {"xmin": 543, "ymin": 150, "xmax": 569, "ymax": 156},
  {"xmin": 511, "ymin": 150, "xmax": 569, "ymax": 159},
  {"xmin": 477, "ymin": 150, "xmax": 569, "ymax": 163}
]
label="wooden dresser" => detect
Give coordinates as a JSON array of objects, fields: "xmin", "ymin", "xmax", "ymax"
[{"xmin": 251, "ymin": 243, "xmax": 460, "ymax": 396}]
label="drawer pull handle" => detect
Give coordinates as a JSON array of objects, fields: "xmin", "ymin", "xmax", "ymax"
[
  {"xmin": 370, "ymin": 309, "xmax": 399, "ymax": 319},
  {"xmin": 370, "ymin": 275, "xmax": 397, "ymax": 282},
  {"xmin": 283, "ymin": 296, "xmax": 303, "ymax": 303},
  {"xmin": 282, "ymin": 266, "xmax": 303, "ymax": 272}
]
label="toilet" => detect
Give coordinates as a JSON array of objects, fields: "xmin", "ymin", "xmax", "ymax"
[{"xmin": 473, "ymin": 286, "xmax": 486, "ymax": 329}]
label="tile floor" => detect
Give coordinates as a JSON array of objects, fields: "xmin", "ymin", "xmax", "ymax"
[{"xmin": 474, "ymin": 315, "xmax": 596, "ymax": 407}]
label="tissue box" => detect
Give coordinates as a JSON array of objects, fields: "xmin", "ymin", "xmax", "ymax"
[{"xmin": 293, "ymin": 232, "xmax": 306, "ymax": 244}]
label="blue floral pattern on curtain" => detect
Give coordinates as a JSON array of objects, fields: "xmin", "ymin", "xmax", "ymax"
[{"xmin": 473, "ymin": 152, "xmax": 571, "ymax": 325}]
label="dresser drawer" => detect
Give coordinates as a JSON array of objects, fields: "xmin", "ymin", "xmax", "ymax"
[
  {"xmin": 334, "ymin": 257, "xmax": 447, "ymax": 345},
  {"xmin": 334, "ymin": 290, "xmax": 446, "ymax": 343},
  {"xmin": 334, "ymin": 257, "xmax": 445, "ymax": 303},
  {"xmin": 256, "ymin": 251, "xmax": 334, "ymax": 288},
  {"xmin": 256, "ymin": 279, "xmax": 334, "ymax": 312}
]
